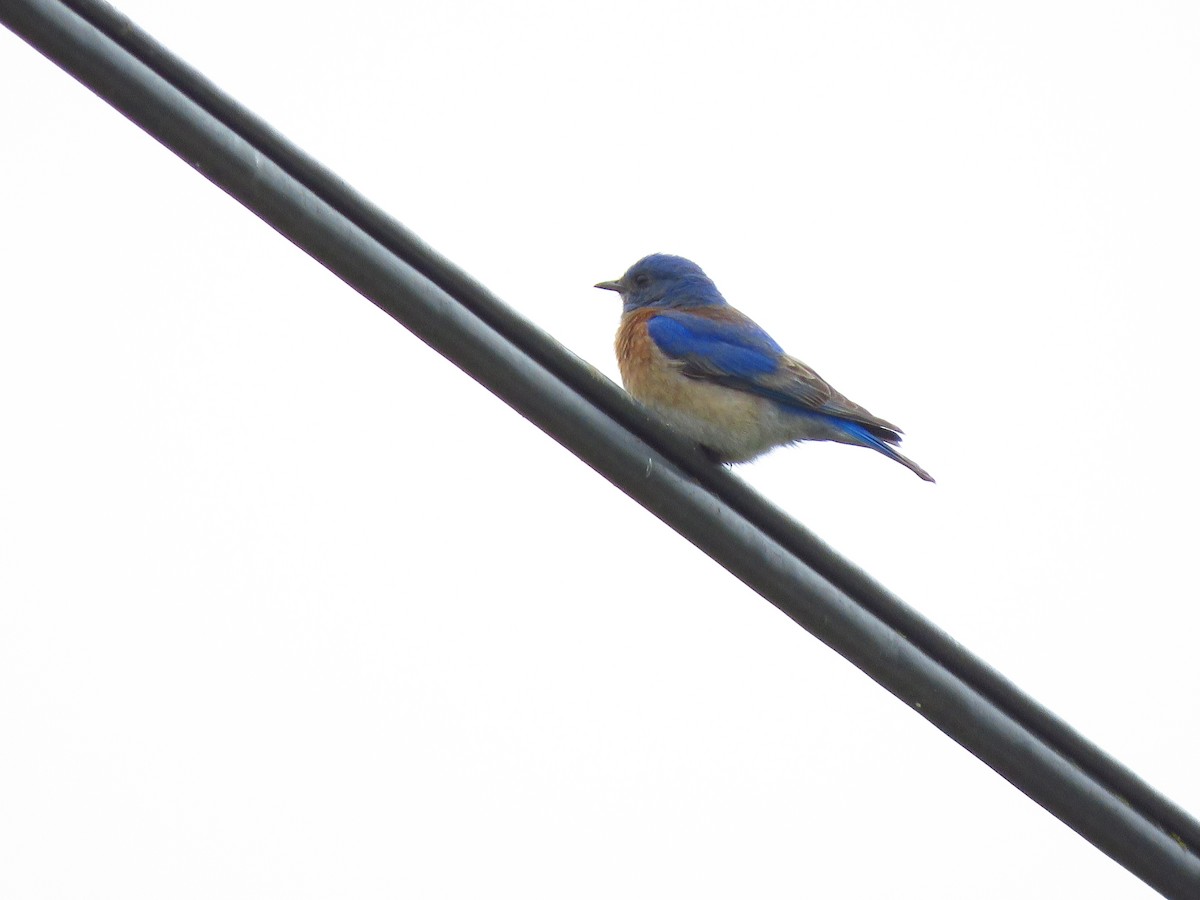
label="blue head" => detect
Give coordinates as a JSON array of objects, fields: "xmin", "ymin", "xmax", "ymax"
[{"xmin": 595, "ymin": 254, "xmax": 727, "ymax": 313}]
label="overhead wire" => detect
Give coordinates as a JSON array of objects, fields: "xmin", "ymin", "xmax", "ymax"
[{"xmin": 3, "ymin": 1, "xmax": 1198, "ymax": 895}]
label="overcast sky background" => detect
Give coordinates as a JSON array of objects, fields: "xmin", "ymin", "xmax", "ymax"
[{"xmin": 2, "ymin": 2, "xmax": 1198, "ymax": 897}]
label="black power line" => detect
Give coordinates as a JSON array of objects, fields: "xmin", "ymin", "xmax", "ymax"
[{"xmin": 2, "ymin": 0, "xmax": 1198, "ymax": 895}]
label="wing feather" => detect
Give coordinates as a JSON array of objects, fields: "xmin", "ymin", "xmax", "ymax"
[{"xmin": 646, "ymin": 309, "xmax": 903, "ymax": 439}]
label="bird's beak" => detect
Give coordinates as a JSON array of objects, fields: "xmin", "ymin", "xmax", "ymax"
[{"xmin": 594, "ymin": 280, "xmax": 623, "ymax": 292}]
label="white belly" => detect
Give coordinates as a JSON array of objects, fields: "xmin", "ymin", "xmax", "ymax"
[{"xmin": 625, "ymin": 359, "xmax": 840, "ymax": 463}]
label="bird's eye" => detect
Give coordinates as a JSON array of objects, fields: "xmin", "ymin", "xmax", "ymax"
[{"xmin": 634, "ymin": 274, "xmax": 650, "ymax": 287}]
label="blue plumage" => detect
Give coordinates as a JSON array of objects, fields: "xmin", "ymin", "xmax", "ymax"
[
  {"xmin": 647, "ymin": 314, "xmax": 781, "ymax": 379},
  {"xmin": 596, "ymin": 254, "xmax": 934, "ymax": 482}
]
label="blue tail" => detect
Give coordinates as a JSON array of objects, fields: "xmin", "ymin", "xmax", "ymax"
[{"xmin": 831, "ymin": 419, "xmax": 935, "ymax": 483}]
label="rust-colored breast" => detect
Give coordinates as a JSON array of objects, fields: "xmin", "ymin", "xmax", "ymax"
[{"xmin": 614, "ymin": 309, "xmax": 663, "ymax": 397}]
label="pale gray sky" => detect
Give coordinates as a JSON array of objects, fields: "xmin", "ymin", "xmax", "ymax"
[{"xmin": 2, "ymin": 2, "xmax": 1198, "ymax": 897}]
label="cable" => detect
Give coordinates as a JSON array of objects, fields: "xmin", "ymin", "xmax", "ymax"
[
  {"xmin": 53, "ymin": 0, "xmax": 1200, "ymax": 869},
  {"xmin": 45, "ymin": 5, "xmax": 1200, "ymax": 860},
  {"xmin": 3, "ymin": 1, "xmax": 1198, "ymax": 895}
]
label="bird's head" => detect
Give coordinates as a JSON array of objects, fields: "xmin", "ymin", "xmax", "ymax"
[{"xmin": 595, "ymin": 254, "xmax": 726, "ymax": 313}]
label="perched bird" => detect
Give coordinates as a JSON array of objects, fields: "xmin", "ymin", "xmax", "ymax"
[{"xmin": 595, "ymin": 254, "xmax": 934, "ymax": 482}]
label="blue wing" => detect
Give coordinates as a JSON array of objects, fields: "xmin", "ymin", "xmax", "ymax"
[
  {"xmin": 646, "ymin": 311, "xmax": 781, "ymax": 376},
  {"xmin": 645, "ymin": 309, "xmax": 904, "ymax": 439}
]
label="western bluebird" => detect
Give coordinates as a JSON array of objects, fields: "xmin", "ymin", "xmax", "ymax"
[{"xmin": 595, "ymin": 254, "xmax": 934, "ymax": 482}]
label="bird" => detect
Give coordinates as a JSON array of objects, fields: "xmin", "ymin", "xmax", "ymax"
[{"xmin": 595, "ymin": 254, "xmax": 934, "ymax": 482}]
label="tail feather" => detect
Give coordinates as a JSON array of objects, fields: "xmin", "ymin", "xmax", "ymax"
[
  {"xmin": 873, "ymin": 441, "xmax": 936, "ymax": 483},
  {"xmin": 838, "ymin": 420, "xmax": 935, "ymax": 483}
]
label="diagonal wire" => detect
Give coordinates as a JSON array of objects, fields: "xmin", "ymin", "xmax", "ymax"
[
  {"xmin": 2, "ymin": 1, "xmax": 1198, "ymax": 896},
  {"xmin": 40, "ymin": 7, "xmax": 1200, "ymax": 861}
]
